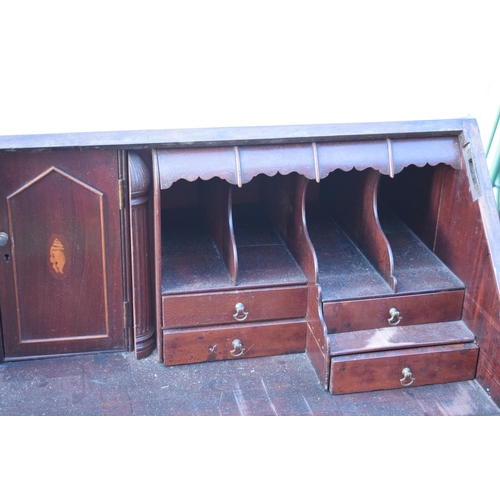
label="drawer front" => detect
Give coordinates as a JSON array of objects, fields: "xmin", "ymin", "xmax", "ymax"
[
  {"xmin": 323, "ymin": 290, "xmax": 464, "ymax": 334},
  {"xmin": 162, "ymin": 286, "xmax": 307, "ymax": 329},
  {"xmin": 163, "ymin": 319, "xmax": 307, "ymax": 366},
  {"xmin": 330, "ymin": 342, "xmax": 478, "ymax": 394}
]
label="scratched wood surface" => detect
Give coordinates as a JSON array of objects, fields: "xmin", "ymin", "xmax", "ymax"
[{"xmin": 0, "ymin": 351, "xmax": 498, "ymax": 416}]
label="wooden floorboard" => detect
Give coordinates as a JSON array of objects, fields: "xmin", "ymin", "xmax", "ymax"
[{"xmin": 0, "ymin": 351, "xmax": 498, "ymax": 416}]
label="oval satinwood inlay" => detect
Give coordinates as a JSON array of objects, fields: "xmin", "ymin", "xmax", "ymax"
[{"xmin": 48, "ymin": 234, "xmax": 69, "ymax": 279}]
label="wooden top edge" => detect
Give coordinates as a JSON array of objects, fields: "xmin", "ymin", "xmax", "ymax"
[{"xmin": 0, "ymin": 118, "xmax": 474, "ymax": 152}]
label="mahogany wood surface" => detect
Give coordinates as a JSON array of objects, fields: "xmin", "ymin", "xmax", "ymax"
[
  {"xmin": 129, "ymin": 152, "xmax": 155, "ymax": 359},
  {"xmin": 330, "ymin": 343, "xmax": 479, "ymax": 395},
  {"xmin": 379, "ymin": 209, "xmax": 464, "ymax": 294},
  {"xmin": 324, "ymin": 290, "xmax": 464, "ymax": 334},
  {"xmin": 2, "ymin": 118, "xmax": 500, "ymax": 409},
  {"xmin": 329, "ymin": 320, "xmax": 475, "ymax": 356},
  {"xmin": 201, "ymin": 178, "xmax": 238, "ymax": 284},
  {"xmin": 160, "ymin": 206, "xmax": 235, "ymax": 293},
  {"xmin": 378, "ymin": 163, "xmax": 447, "ymax": 250},
  {"xmin": 0, "ymin": 150, "xmax": 126, "ymax": 359},
  {"xmin": 305, "ymin": 284, "xmax": 330, "ymax": 389},
  {"xmin": 162, "ymin": 286, "xmax": 307, "ymax": 329},
  {"xmin": 1, "ymin": 351, "xmax": 497, "ymax": 415},
  {"xmin": 320, "ymin": 169, "xmax": 397, "ymax": 291},
  {"xmin": 163, "ymin": 319, "xmax": 307, "ymax": 366},
  {"xmin": 431, "ymin": 135, "xmax": 500, "ymax": 404}
]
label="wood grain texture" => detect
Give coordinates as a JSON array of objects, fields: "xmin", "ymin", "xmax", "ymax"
[
  {"xmin": 163, "ymin": 319, "xmax": 307, "ymax": 366},
  {"xmin": 330, "ymin": 343, "xmax": 478, "ymax": 395},
  {"xmin": 305, "ymin": 284, "xmax": 330, "ymax": 389},
  {"xmin": 329, "ymin": 320, "xmax": 475, "ymax": 356},
  {"xmin": 1, "ymin": 351, "xmax": 497, "ymax": 415},
  {"xmin": 129, "ymin": 152, "xmax": 155, "ymax": 359},
  {"xmin": 426, "ymin": 122, "xmax": 500, "ymax": 406},
  {"xmin": 324, "ymin": 290, "xmax": 464, "ymax": 334},
  {"xmin": 0, "ymin": 150, "xmax": 126, "ymax": 359},
  {"xmin": 312, "ymin": 168, "xmax": 396, "ymax": 293},
  {"xmin": 201, "ymin": 178, "xmax": 238, "ymax": 284},
  {"xmin": 162, "ymin": 286, "xmax": 307, "ymax": 329}
]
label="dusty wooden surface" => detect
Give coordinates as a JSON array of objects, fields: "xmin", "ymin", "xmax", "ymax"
[{"xmin": 0, "ymin": 351, "xmax": 498, "ymax": 416}]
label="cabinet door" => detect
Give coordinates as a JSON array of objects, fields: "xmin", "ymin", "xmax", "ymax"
[{"xmin": 0, "ymin": 150, "xmax": 127, "ymax": 359}]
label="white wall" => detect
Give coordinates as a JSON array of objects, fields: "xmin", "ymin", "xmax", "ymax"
[{"xmin": 1, "ymin": 1, "xmax": 499, "ymax": 144}]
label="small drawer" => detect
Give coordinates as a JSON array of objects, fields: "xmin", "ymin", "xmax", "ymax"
[
  {"xmin": 162, "ymin": 286, "xmax": 307, "ymax": 329},
  {"xmin": 163, "ymin": 319, "xmax": 307, "ymax": 366},
  {"xmin": 329, "ymin": 342, "xmax": 478, "ymax": 394},
  {"xmin": 323, "ymin": 289, "xmax": 464, "ymax": 334}
]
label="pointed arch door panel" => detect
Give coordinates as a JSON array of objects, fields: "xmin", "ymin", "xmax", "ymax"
[{"xmin": 0, "ymin": 150, "xmax": 127, "ymax": 359}]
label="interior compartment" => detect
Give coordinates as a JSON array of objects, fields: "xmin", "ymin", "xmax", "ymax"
[
  {"xmin": 230, "ymin": 173, "xmax": 307, "ymax": 287},
  {"xmin": 160, "ymin": 174, "xmax": 307, "ymax": 295},
  {"xmin": 378, "ymin": 164, "xmax": 464, "ymax": 294},
  {"xmin": 306, "ymin": 168, "xmax": 395, "ymax": 301},
  {"xmin": 306, "ymin": 166, "xmax": 464, "ymax": 302}
]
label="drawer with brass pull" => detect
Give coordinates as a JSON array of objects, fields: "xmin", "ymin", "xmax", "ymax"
[
  {"xmin": 329, "ymin": 342, "xmax": 478, "ymax": 394},
  {"xmin": 323, "ymin": 289, "xmax": 464, "ymax": 334},
  {"xmin": 163, "ymin": 319, "xmax": 307, "ymax": 366},
  {"xmin": 162, "ymin": 285, "xmax": 307, "ymax": 329}
]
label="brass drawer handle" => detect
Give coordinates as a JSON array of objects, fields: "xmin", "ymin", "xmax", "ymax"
[
  {"xmin": 388, "ymin": 307, "xmax": 402, "ymax": 326},
  {"xmin": 0, "ymin": 232, "xmax": 8, "ymax": 247},
  {"xmin": 400, "ymin": 367, "xmax": 415, "ymax": 387},
  {"xmin": 233, "ymin": 302, "xmax": 249, "ymax": 321},
  {"xmin": 230, "ymin": 339, "xmax": 246, "ymax": 357}
]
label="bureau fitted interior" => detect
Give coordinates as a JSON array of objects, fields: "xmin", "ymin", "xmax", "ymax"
[
  {"xmin": 154, "ymin": 142, "xmax": 479, "ymax": 394},
  {"xmin": 1, "ymin": 120, "xmax": 499, "ymax": 404}
]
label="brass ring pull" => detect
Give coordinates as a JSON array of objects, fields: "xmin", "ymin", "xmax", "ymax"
[
  {"xmin": 400, "ymin": 367, "xmax": 415, "ymax": 387},
  {"xmin": 233, "ymin": 302, "xmax": 249, "ymax": 322},
  {"xmin": 0, "ymin": 232, "xmax": 8, "ymax": 247},
  {"xmin": 230, "ymin": 339, "xmax": 246, "ymax": 357},
  {"xmin": 388, "ymin": 307, "xmax": 402, "ymax": 326}
]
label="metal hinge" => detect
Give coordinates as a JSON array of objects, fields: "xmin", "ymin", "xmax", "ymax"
[
  {"xmin": 118, "ymin": 178, "xmax": 127, "ymax": 210},
  {"xmin": 123, "ymin": 301, "xmax": 132, "ymax": 330},
  {"xmin": 463, "ymin": 142, "xmax": 482, "ymax": 201}
]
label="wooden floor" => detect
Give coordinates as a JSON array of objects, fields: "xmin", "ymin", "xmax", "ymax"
[{"xmin": 0, "ymin": 350, "xmax": 499, "ymax": 416}]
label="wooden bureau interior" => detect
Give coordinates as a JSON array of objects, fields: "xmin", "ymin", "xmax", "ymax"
[{"xmin": 1, "ymin": 119, "xmax": 500, "ymax": 406}]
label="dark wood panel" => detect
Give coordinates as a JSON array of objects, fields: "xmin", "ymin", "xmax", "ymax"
[
  {"xmin": 163, "ymin": 320, "xmax": 307, "ymax": 366},
  {"xmin": 324, "ymin": 290, "xmax": 464, "ymax": 333},
  {"xmin": 157, "ymin": 147, "xmax": 238, "ymax": 189},
  {"xmin": 239, "ymin": 144, "xmax": 316, "ymax": 183},
  {"xmin": 259, "ymin": 174, "xmax": 318, "ymax": 284},
  {"xmin": 432, "ymin": 150, "xmax": 500, "ymax": 405},
  {"xmin": 380, "ymin": 208, "xmax": 463, "ymax": 294},
  {"xmin": 129, "ymin": 152, "xmax": 155, "ymax": 359},
  {"xmin": 201, "ymin": 178, "xmax": 238, "ymax": 284},
  {"xmin": 325, "ymin": 169, "xmax": 396, "ymax": 291},
  {"xmin": 0, "ymin": 150, "xmax": 126, "ymax": 358},
  {"xmin": 162, "ymin": 286, "xmax": 307, "ymax": 329},
  {"xmin": 307, "ymin": 204, "xmax": 393, "ymax": 300},
  {"xmin": 160, "ymin": 206, "xmax": 235, "ymax": 293},
  {"xmin": 330, "ymin": 343, "xmax": 478, "ymax": 395},
  {"xmin": 231, "ymin": 198, "xmax": 307, "ymax": 287},
  {"xmin": 305, "ymin": 284, "xmax": 330, "ymax": 389},
  {"xmin": 378, "ymin": 163, "xmax": 447, "ymax": 251}
]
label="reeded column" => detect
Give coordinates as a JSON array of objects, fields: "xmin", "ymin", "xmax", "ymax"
[{"xmin": 129, "ymin": 152, "xmax": 155, "ymax": 358}]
